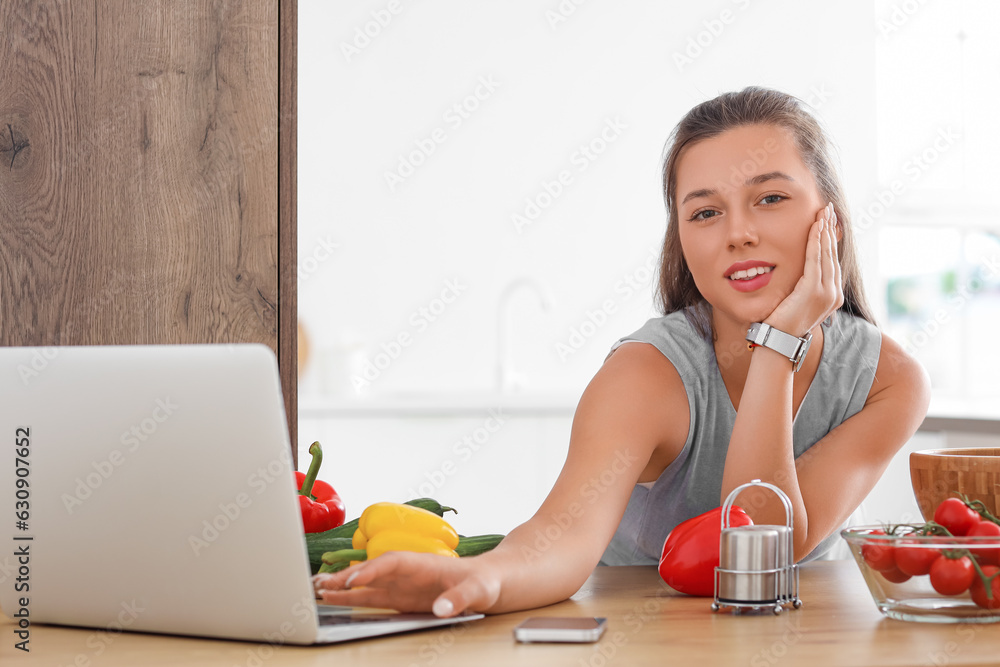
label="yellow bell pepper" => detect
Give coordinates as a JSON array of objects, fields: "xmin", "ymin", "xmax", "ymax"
[
  {"xmin": 366, "ymin": 530, "xmax": 459, "ymax": 559},
  {"xmin": 351, "ymin": 503, "xmax": 458, "ymax": 558},
  {"xmin": 319, "ymin": 502, "xmax": 460, "ymax": 572}
]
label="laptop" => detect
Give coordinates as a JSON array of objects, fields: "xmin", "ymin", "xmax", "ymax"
[{"xmin": 0, "ymin": 344, "xmax": 483, "ymax": 644}]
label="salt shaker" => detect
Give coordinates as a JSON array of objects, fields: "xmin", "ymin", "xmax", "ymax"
[{"xmin": 711, "ymin": 479, "xmax": 802, "ymax": 614}]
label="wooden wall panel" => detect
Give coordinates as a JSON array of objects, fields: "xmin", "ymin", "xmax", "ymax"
[
  {"xmin": 0, "ymin": 0, "xmax": 296, "ymax": 446},
  {"xmin": 279, "ymin": 0, "xmax": 297, "ymax": 458}
]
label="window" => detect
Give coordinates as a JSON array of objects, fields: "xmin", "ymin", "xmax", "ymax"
[{"xmin": 874, "ymin": 0, "xmax": 1000, "ymax": 418}]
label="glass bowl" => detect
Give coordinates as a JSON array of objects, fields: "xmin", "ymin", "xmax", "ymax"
[{"xmin": 841, "ymin": 525, "xmax": 1000, "ymax": 623}]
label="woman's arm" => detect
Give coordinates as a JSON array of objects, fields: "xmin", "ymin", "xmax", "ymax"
[
  {"xmin": 314, "ymin": 342, "xmax": 687, "ymax": 615},
  {"xmin": 722, "ymin": 331, "xmax": 930, "ymax": 559},
  {"xmin": 721, "ymin": 210, "xmax": 931, "ymax": 559}
]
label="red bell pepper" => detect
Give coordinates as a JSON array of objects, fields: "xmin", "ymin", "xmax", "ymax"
[
  {"xmin": 659, "ymin": 505, "xmax": 753, "ymax": 597},
  {"xmin": 296, "ymin": 441, "xmax": 346, "ymax": 533}
]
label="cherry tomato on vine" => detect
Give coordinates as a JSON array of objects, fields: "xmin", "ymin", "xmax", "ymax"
[
  {"xmin": 929, "ymin": 554, "xmax": 975, "ymax": 596},
  {"xmin": 895, "ymin": 541, "xmax": 940, "ymax": 577},
  {"xmin": 970, "ymin": 565, "xmax": 1000, "ymax": 610},
  {"xmin": 968, "ymin": 520, "xmax": 1000, "ymax": 567},
  {"xmin": 934, "ymin": 498, "xmax": 981, "ymax": 537},
  {"xmin": 861, "ymin": 530, "xmax": 897, "ymax": 572}
]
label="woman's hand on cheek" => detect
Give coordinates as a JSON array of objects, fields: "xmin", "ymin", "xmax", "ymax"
[{"xmin": 764, "ymin": 202, "xmax": 844, "ymax": 336}]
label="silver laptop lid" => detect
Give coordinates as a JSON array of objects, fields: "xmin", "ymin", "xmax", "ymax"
[{"xmin": 0, "ymin": 344, "xmax": 320, "ymax": 644}]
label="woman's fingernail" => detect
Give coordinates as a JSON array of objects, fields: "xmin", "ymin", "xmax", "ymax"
[
  {"xmin": 345, "ymin": 571, "xmax": 360, "ymax": 589},
  {"xmin": 432, "ymin": 598, "xmax": 454, "ymax": 617}
]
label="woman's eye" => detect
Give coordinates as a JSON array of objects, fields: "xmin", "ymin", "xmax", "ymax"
[
  {"xmin": 689, "ymin": 209, "xmax": 718, "ymax": 221},
  {"xmin": 759, "ymin": 194, "xmax": 785, "ymax": 206}
]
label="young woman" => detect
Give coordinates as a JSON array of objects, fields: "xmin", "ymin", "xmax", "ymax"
[{"xmin": 313, "ymin": 87, "xmax": 931, "ymax": 617}]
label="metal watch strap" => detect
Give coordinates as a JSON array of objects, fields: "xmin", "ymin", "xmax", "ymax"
[{"xmin": 745, "ymin": 323, "xmax": 812, "ymax": 372}]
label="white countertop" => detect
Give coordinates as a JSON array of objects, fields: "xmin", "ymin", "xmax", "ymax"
[
  {"xmin": 298, "ymin": 391, "xmax": 581, "ymax": 418},
  {"xmin": 299, "ymin": 392, "xmax": 999, "ymax": 432}
]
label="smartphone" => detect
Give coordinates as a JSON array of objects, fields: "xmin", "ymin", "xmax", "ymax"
[{"xmin": 513, "ymin": 617, "xmax": 608, "ymax": 643}]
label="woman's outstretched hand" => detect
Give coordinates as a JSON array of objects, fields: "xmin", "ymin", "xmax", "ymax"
[
  {"xmin": 764, "ymin": 202, "xmax": 844, "ymax": 336},
  {"xmin": 312, "ymin": 551, "xmax": 502, "ymax": 618}
]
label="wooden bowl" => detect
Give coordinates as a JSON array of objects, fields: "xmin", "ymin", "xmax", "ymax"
[{"xmin": 910, "ymin": 448, "xmax": 1000, "ymax": 522}]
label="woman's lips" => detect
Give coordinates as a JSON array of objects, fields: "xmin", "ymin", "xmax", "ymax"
[{"xmin": 727, "ymin": 269, "xmax": 774, "ymax": 293}]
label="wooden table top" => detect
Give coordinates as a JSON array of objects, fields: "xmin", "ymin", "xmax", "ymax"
[{"xmin": 3, "ymin": 560, "xmax": 1000, "ymax": 666}]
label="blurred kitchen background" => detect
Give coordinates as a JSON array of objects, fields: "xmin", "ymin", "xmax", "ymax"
[{"xmin": 297, "ymin": 1, "xmax": 1000, "ymax": 538}]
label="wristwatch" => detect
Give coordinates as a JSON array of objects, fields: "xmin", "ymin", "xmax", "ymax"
[{"xmin": 745, "ymin": 322, "xmax": 813, "ymax": 372}]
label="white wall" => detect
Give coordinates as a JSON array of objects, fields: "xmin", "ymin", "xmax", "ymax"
[
  {"xmin": 297, "ymin": 1, "xmax": 884, "ymax": 536},
  {"xmin": 298, "ymin": 0, "xmax": 876, "ymax": 398}
]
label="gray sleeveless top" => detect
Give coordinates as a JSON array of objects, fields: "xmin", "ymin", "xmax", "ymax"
[{"xmin": 599, "ymin": 305, "xmax": 881, "ymax": 566}]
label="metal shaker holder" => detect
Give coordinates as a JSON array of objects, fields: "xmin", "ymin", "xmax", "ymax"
[{"xmin": 711, "ymin": 479, "xmax": 802, "ymax": 615}]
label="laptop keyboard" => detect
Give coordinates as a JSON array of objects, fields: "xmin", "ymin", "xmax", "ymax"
[{"xmin": 318, "ymin": 613, "xmax": 415, "ymax": 626}]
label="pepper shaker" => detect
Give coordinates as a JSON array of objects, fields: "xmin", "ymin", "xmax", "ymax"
[{"xmin": 711, "ymin": 479, "xmax": 802, "ymax": 614}]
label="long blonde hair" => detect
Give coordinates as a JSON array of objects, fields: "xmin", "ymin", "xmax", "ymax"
[{"xmin": 656, "ymin": 87, "xmax": 876, "ymax": 337}]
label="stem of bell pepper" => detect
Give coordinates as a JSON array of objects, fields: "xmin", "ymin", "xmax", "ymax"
[{"xmin": 298, "ymin": 441, "xmax": 324, "ymax": 500}]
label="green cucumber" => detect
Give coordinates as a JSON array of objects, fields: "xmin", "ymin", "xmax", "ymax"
[
  {"xmin": 306, "ymin": 536, "xmax": 353, "ymax": 573},
  {"xmin": 455, "ymin": 534, "xmax": 504, "ymax": 557},
  {"xmin": 403, "ymin": 498, "xmax": 457, "ymax": 517},
  {"xmin": 309, "ymin": 510, "xmax": 362, "ymax": 541}
]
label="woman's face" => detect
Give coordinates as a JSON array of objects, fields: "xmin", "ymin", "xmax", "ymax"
[{"xmin": 674, "ymin": 124, "xmax": 826, "ymax": 330}]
